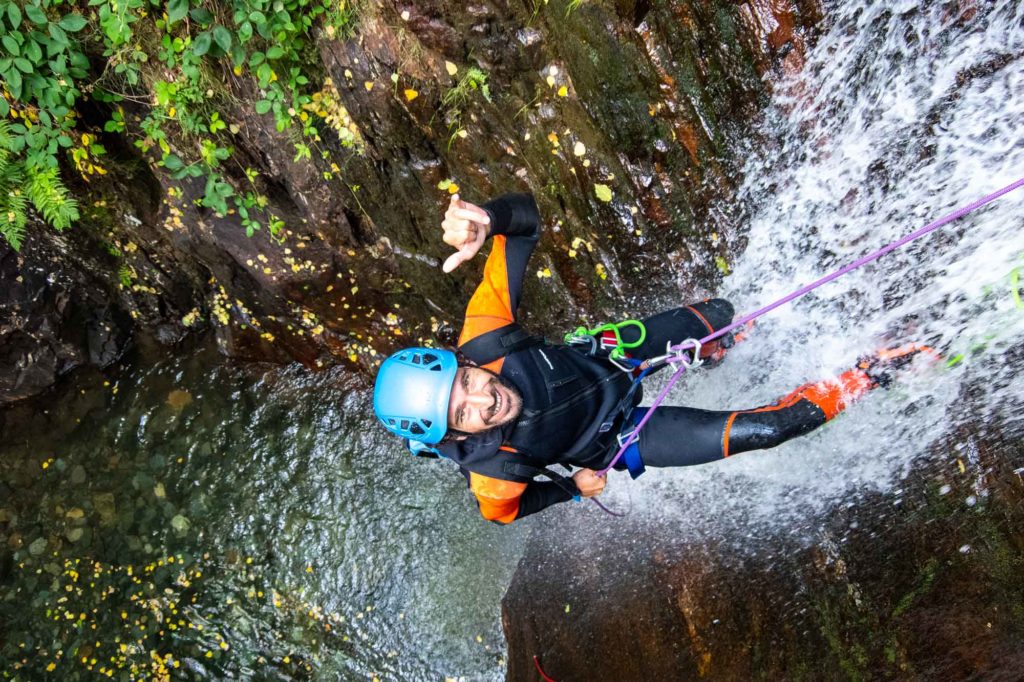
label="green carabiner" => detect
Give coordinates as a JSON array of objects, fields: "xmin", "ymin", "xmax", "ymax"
[{"xmin": 564, "ymin": 319, "xmax": 646, "ymax": 360}]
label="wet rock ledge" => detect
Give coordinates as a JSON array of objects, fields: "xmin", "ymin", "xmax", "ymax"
[{"xmin": 2, "ymin": 0, "xmax": 820, "ymax": 404}]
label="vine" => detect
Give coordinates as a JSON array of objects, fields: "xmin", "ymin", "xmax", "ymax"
[{"xmin": 0, "ymin": 0, "xmax": 360, "ymax": 251}]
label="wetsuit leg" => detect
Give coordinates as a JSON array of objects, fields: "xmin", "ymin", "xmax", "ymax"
[
  {"xmin": 634, "ymin": 367, "xmax": 875, "ymax": 467},
  {"xmin": 611, "ymin": 299, "xmax": 736, "ymax": 365}
]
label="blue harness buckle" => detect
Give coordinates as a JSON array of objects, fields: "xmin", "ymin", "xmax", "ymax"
[{"xmin": 615, "ymin": 419, "xmax": 646, "ymax": 480}]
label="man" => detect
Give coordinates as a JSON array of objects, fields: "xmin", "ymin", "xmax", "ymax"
[{"xmin": 373, "ymin": 193, "xmax": 930, "ymax": 524}]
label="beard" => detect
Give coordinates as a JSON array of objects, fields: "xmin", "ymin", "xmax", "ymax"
[{"xmin": 479, "ymin": 368, "xmax": 523, "ymax": 427}]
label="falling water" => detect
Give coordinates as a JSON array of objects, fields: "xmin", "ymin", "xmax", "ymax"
[{"xmin": 614, "ymin": 0, "xmax": 1024, "ymax": 542}]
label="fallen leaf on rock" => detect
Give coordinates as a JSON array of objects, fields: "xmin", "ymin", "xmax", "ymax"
[{"xmin": 167, "ymin": 389, "xmax": 192, "ymax": 410}]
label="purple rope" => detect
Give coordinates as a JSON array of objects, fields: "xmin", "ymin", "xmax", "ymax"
[
  {"xmin": 589, "ymin": 496, "xmax": 625, "ymax": 516},
  {"xmin": 596, "ymin": 175, "xmax": 1024, "ymax": 478}
]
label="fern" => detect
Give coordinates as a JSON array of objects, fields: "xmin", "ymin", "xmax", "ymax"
[
  {"xmin": 0, "ymin": 192, "xmax": 28, "ymax": 251},
  {"xmin": 0, "ymin": 121, "xmax": 11, "ymax": 164},
  {"xmin": 0, "ymin": 123, "xmax": 28, "ymax": 250},
  {"xmin": 27, "ymin": 167, "xmax": 80, "ymax": 232},
  {"xmin": 0, "ymin": 121, "xmax": 81, "ymax": 250}
]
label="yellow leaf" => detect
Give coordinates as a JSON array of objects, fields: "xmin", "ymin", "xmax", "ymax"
[
  {"xmin": 573, "ymin": 141, "xmax": 586, "ymax": 156},
  {"xmin": 364, "ymin": 81, "xmax": 374, "ymax": 91},
  {"xmin": 557, "ymin": 86, "xmax": 568, "ymax": 97},
  {"xmin": 445, "ymin": 61, "xmax": 458, "ymax": 76},
  {"xmin": 546, "ymin": 75, "xmax": 556, "ymax": 87},
  {"xmin": 404, "ymin": 89, "xmax": 418, "ymax": 101},
  {"xmin": 594, "ymin": 184, "xmax": 613, "ymax": 202},
  {"xmin": 447, "ymin": 183, "xmax": 459, "ymax": 194}
]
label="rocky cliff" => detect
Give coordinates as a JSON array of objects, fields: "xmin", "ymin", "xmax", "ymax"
[{"xmin": 1, "ymin": 0, "xmax": 820, "ymax": 403}]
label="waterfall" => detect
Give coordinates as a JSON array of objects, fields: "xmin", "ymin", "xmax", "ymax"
[{"xmin": 625, "ymin": 0, "xmax": 1024, "ymax": 540}]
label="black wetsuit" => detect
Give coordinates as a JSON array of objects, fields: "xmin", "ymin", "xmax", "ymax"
[{"xmin": 435, "ymin": 194, "xmax": 873, "ymax": 523}]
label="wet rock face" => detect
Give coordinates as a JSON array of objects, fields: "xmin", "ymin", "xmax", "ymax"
[
  {"xmin": 2, "ymin": 0, "xmax": 822, "ymax": 403},
  {"xmin": 0, "ymin": 238, "xmax": 132, "ymax": 403},
  {"xmin": 502, "ymin": 429, "xmax": 1024, "ymax": 681}
]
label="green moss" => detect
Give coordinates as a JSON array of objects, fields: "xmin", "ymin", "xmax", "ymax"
[{"xmin": 891, "ymin": 558, "xmax": 939, "ymax": 618}]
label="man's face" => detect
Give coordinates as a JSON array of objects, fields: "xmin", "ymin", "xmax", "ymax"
[{"xmin": 446, "ymin": 366, "xmax": 523, "ymax": 435}]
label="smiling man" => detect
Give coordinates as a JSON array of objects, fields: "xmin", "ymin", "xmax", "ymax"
[{"xmin": 372, "ymin": 193, "xmax": 931, "ymax": 523}]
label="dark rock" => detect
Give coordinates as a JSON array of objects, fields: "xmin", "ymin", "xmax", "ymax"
[
  {"xmin": 1, "ymin": 0, "xmax": 824, "ymax": 404},
  {"xmin": 502, "ymin": 422, "xmax": 1024, "ymax": 680}
]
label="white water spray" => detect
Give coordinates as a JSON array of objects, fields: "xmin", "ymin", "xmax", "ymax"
[{"xmin": 619, "ymin": 0, "xmax": 1024, "ymax": 537}]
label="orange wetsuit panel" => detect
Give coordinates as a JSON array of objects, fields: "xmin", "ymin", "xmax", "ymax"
[
  {"xmin": 469, "ymin": 472, "xmax": 527, "ymax": 524},
  {"xmin": 459, "ymin": 234, "xmax": 514, "ymax": 347}
]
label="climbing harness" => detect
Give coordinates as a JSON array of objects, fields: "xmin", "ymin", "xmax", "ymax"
[{"xmin": 591, "ymin": 175, "xmax": 1024, "ymax": 482}]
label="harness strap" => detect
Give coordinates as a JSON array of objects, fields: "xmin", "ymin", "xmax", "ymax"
[
  {"xmin": 460, "ymin": 322, "xmax": 544, "ymax": 364},
  {"xmin": 501, "ymin": 461, "xmax": 581, "ymax": 500}
]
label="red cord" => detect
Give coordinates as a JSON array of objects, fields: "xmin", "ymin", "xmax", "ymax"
[{"xmin": 533, "ymin": 655, "xmax": 559, "ymax": 682}]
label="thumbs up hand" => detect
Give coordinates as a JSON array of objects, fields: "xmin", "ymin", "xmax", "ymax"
[{"xmin": 441, "ymin": 194, "xmax": 490, "ymax": 273}]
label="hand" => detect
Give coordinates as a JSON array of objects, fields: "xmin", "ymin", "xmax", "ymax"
[
  {"xmin": 441, "ymin": 194, "xmax": 490, "ymax": 273},
  {"xmin": 572, "ymin": 469, "xmax": 607, "ymax": 498}
]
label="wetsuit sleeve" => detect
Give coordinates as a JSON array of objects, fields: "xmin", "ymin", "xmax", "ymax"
[
  {"xmin": 457, "ymin": 194, "xmax": 540, "ymax": 352},
  {"xmin": 468, "ymin": 472, "xmax": 578, "ymax": 524}
]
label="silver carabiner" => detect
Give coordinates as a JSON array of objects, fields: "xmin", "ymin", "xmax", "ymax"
[{"xmin": 666, "ymin": 338, "xmax": 703, "ymax": 371}]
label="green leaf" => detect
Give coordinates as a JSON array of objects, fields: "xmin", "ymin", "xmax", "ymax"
[
  {"xmin": 23, "ymin": 39, "xmax": 41, "ymax": 63},
  {"xmin": 238, "ymin": 21, "xmax": 253, "ymax": 42},
  {"xmin": 248, "ymin": 10, "xmax": 266, "ymax": 24},
  {"xmin": 256, "ymin": 62, "xmax": 272, "ymax": 85},
  {"xmin": 24, "ymin": 4, "xmax": 46, "ymax": 26},
  {"xmin": 167, "ymin": 0, "xmax": 188, "ymax": 25},
  {"xmin": 58, "ymin": 14, "xmax": 87, "ymax": 32},
  {"xmin": 212, "ymin": 25, "xmax": 231, "ymax": 54},
  {"xmin": 2, "ymin": 35, "xmax": 20, "ymax": 56},
  {"xmin": 7, "ymin": 3, "xmax": 22, "ymax": 29},
  {"xmin": 5, "ymin": 68, "xmax": 21, "ymax": 98},
  {"xmin": 161, "ymin": 154, "xmax": 184, "ymax": 170},
  {"xmin": 48, "ymin": 23, "xmax": 67, "ymax": 45},
  {"xmin": 192, "ymin": 31, "xmax": 212, "ymax": 57},
  {"xmin": 254, "ymin": 99, "xmax": 272, "ymax": 115},
  {"xmin": 189, "ymin": 8, "xmax": 214, "ymax": 25},
  {"xmin": 594, "ymin": 183, "xmax": 613, "ymax": 202},
  {"xmin": 266, "ymin": 45, "xmax": 284, "ymax": 60},
  {"xmin": 0, "ymin": 98, "xmax": 8, "ymax": 117},
  {"xmin": 13, "ymin": 57, "xmax": 31, "ymax": 72}
]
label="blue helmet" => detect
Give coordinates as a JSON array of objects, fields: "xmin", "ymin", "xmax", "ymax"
[{"xmin": 373, "ymin": 347, "xmax": 458, "ymax": 444}]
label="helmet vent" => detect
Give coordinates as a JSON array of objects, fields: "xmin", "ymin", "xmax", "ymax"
[
  {"xmin": 400, "ymin": 419, "xmax": 410, "ymax": 430},
  {"xmin": 422, "ymin": 353, "xmax": 438, "ymax": 364},
  {"xmin": 410, "ymin": 423, "xmax": 425, "ymax": 436}
]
